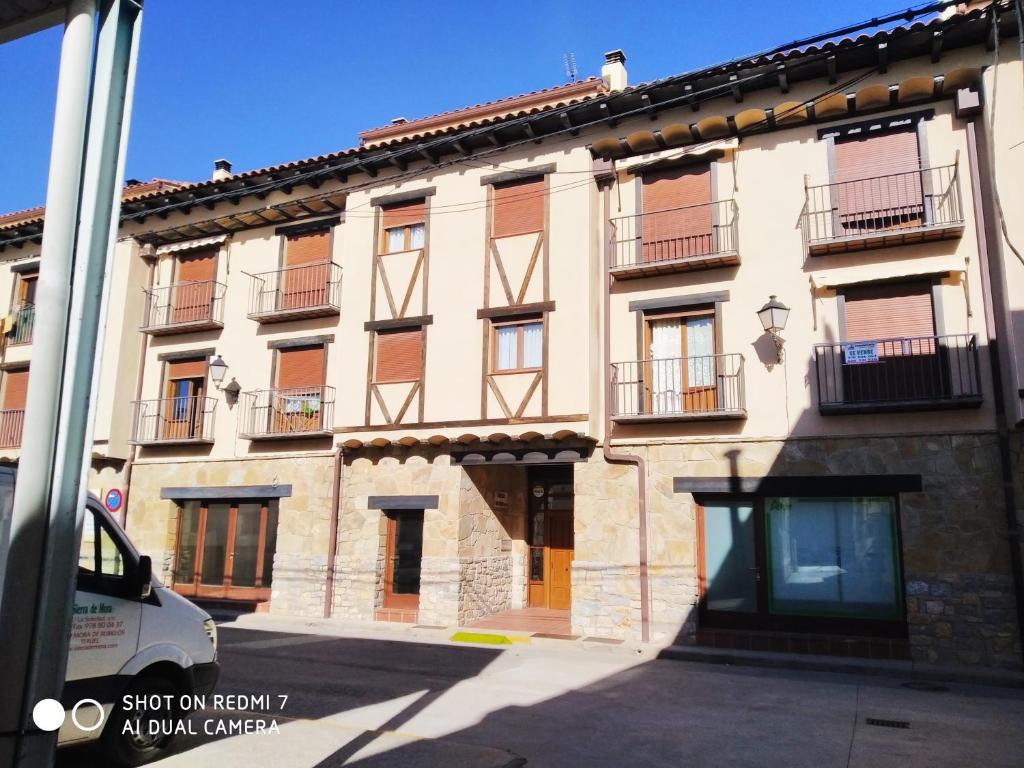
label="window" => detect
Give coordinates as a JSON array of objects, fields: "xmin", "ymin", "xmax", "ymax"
[
  {"xmin": 492, "ymin": 177, "xmax": 544, "ymax": 238},
  {"xmin": 833, "ymin": 128, "xmax": 922, "ymax": 229},
  {"xmin": 16, "ymin": 271, "xmax": 37, "ymax": 306},
  {"xmin": 843, "ymin": 281, "xmax": 935, "ymax": 349},
  {"xmin": 766, "ymin": 497, "xmax": 902, "ymax": 620},
  {"xmin": 641, "ymin": 163, "xmax": 713, "ymax": 261},
  {"xmin": 274, "ymin": 345, "xmax": 326, "ymax": 431},
  {"xmin": 645, "ymin": 309, "xmax": 716, "ymax": 414},
  {"xmin": 698, "ymin": 495, "xmax": 905, "ymax": 633},
  {"xmin": 375, "ymin": 328, "xmax": 423, "ymax": 383},
  {"xmin": 493, "ymin": 320, "xmax": 542, "ymax": 372},
  {"xmin": 77, "ymin": 507, "xmax": 129, "ymax": 595},
  {"xmin": 282, "ymin": 230, "xmax": 331, "ymax": 309},
  {"xmin": 162, "ymin": 357, "xmax": 208, "ymax": 440},
  {"xmin": 381, "ymin": 199, "xmax": 426, "ymax": 253}
]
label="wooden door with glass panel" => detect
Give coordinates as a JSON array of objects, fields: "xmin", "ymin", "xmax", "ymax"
[
  {"xmin": 645, "ymin": 309, "xmax": 716, "ymax": 416},
  {"xmin": 162, "ymin": 358, "xmax": 207, "ymax": 440},
  {"xmin": 383, "ymin": 510, "xmax": 424, "ymax": 609},
  {"xmin": 173, "ymin": 500, "xmax": 279, "ymax": 601},
  {"xmin": 527, "ymin": 467, "xmax": 574, "ymax": 610}
]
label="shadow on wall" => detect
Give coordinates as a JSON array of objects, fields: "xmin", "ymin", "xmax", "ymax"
[{"xmin": 658, "ymin": 331, "xmax": 1021, "ymax": 669}]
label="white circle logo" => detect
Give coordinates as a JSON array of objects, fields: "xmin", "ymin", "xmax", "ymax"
[
  {"xmin": 32, "ymin": 699, "xmax": 65, "ymax": 732},
  {"xmin": 70, "ymin": 699, "xmax": 105, "ymax": 732}
]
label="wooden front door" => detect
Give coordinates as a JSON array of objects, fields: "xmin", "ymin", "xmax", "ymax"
[
  {"xmin": 383, "ymin": 510, "xmax": 424, "ymax": 609},
  {"xmin": 527, "ymin": 467, "xmax": 574, "ymax": 610},
  {"xmin": 173, "ymin": 500, "xmax": 279, "ymax": 602}
]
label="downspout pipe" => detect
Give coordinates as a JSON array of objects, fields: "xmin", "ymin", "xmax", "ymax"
[
  {"xmin": 600, "ymin": 176, "xmax": 650, "ymax": 643},
  {"xmin": 324, "ymin": 444, "xmax": 344, "ymax": 618},
  {"xmin": 119, "ymin": 246, "xmax": 155, "ymax": 529},
  {"xmin": 964, "ymin": 108, "xmax": 1024, "ymax": 666}
]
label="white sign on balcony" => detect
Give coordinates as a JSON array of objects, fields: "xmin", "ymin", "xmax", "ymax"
[{"xmin": 843, "ymin": 342, "xmax": 879, "ymax": 365}]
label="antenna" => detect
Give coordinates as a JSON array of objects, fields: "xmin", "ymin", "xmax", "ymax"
[{"xmin": 563, "ymin": 52, "xmax": 578, "ymax": 82}]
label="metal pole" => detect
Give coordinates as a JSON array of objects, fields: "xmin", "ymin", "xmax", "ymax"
[
  {"xmin": 0, "ymin": 2, "xmax": 96, "ymax": 766},
  {"xmin": 0, "ymin": 1, "xmax": 143, "ymax": 765}
]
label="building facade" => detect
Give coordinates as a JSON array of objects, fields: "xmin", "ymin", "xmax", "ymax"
[{"xmin": 1, "ymin": 1, "xmax": 1022, "ymax": 671}]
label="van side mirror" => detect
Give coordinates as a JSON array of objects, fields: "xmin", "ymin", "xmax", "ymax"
[{"xmin": 136, "ymin": 555, "xmax": 153, "ymax": 599}]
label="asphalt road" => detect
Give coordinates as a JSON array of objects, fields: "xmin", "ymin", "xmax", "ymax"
[{"xmin": 57, "ymin": 624, "xmax": 1024, "ymax": 767}]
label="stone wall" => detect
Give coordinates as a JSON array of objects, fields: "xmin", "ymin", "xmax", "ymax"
[
  {"xmin": 592, "ymin": 431, "xmax": 1023, "ymax": 669},
  {"xmin": 335, "ymin": 448, "xmax": 463, "ymax": 624},
  {"xmin": 572, "ymin": 457, "xmax": 643, "ymax": 639},
  {"xmin": 125, "ymin": 455, "xmax": 336, "ymax": 617}
]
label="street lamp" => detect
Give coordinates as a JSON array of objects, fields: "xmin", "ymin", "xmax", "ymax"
[
  {"xmin": 209, "ymin": 355, "xmax": 228, "ymax": 388},
  {"xmin": 757, "ymin": 295, "xmax": 790, "ymax": 362}
]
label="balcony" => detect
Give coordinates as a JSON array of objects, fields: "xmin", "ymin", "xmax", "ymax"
[
  {"xmin": 0, "ymin": 409, "xmax": 24, "ymax": 448},
  {"xmin": 129, "ymin": 396, "xmax": 217, "ymax": 445},
  {"xmin": 6, "ymin": 303, "xmax": 34, "ymax": 345},
  {"xmin": 802, "ymin": 165, "xmax": 964, "ymax": 256},
  {"xmin": 238, "ymin": 386, "xmax": 334, "ymax": 440},
  {"xmin": 247, "ymin": 261, "xmax": 342, "ymax": 323},
  {"xmin": 141, "ymin": 281, "xmax": 226, "ymax": 335},
  {"xmin": 611, "ymin": 353, "xmax": 746, "ymax": 423},
  {"xmin": 814, "ymin": 334, "xmax": 982, "ymax": 414},
  {"xmin": 609, "ymin": 199, "xmax": 739, "ymax": 279}
]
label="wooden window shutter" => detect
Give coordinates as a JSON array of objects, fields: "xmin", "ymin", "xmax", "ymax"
[
  {"xmin": 375, "ymin": 329, "xmax": 422, "ymax": 383},
  {"xmin": 2, "ymin": 369, "xmax": 29, "ymax": 410},
  {"xmin": 492, "ymin": 177, "xmax": 545, "ymax": 238},
  {"xmin": 166, "ymin": 357, "xmax": 208, "ymax": 380},
  {"xmin": 640, "ymin": 164, "xmax": 713, "ymax": 261},
  {"xmin": 277, "ymin": 345, "xmax": 325, "ymax": 389},
  {"xmin": 285, "ymin": 230, "xmax": 331, "ymax": 266},
  {"xmin": 175, "ymin": 249, "xmax": 217, "ymax": 282},
  {"xmin": 381, "ymin": 199, "xmax": 426, "ymax": 230},
  {"xmin": 844, "ymin": 281, "xmax": 935, "ymax": 343}
]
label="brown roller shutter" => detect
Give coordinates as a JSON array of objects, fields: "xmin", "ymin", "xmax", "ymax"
[
  {"xmin": 176, "ymin": 249, "xmax": 217, "ymax": 281},
  {"xmin": 173, "ymin": 250, "xmax": 217, "ymax": 323},
  {"xmin": 285, "ymin": 230, "xmax": 330, "ymax": 266},
  {"xmin": 381, "ymin": 199, "xmax": 426, "ymax": 230},
  {"xmin": 492, "ymin": 177, "xmax": 544, "ymax": 238},
  {"xmin": 166, "ymin": 357, "xmax": 208, "ymax": 380},
  {"xmin": 834, "ymin": 129, "xmax": 922, "ymax": 227},
  {"xmin": 277, "ymin": 345, "xmax": 325, "ymax": 389},
  {"xmin": 844, "ymin": 281, "xmax": 935, "ymax": 354},
  {"xmin": 375, "ymin": 329, "xmax": 422, "ymax": 383},
  {"xmin": 641, "ymin": 164, "xmax": 712, "ymax": 261},
  {"xmin": 284, "ymin": 231, "xmax": 331, "ymax": 308},
  {"xmin": 3, "ymin": 368, "xmax": 29, "ymax": 410}
]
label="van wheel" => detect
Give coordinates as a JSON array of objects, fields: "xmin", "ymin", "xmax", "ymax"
[{"xmin": 101, "ymin": 675, "xmax": 182, "ymax": 767}]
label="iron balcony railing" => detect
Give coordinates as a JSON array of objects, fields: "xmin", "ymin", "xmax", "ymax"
[
  {"xmin": 611, "ymin": 353, "xmax": 745, "ymax": 419},
  {"xmin": 247, "ymin": 261, "xmax": 342, "ymax": 321},
  {"xmin": 129, "ymin": 396, "xmax": 217, "ymax": 444},
  {"xmin": 814, "ymin": 333, "xmax": 982, "ymax": 413},
  {"xmin": 6, "ymin": 302, "xmax": 34, "ymax": 345},
  {"xmin": 609, "ymin": 199, "xmax": 738, "ymax": 272},
  {"xmin": 141, "ymin": 280, "xmax": 226, "ymax": 333},
  {"xmin": 802, "ymin": 164, "xmax": 964, "ymax": 251},
  {"xmin": 0, "ymin": 409, "xmax": 25, "ymax": 448},
  {"xmin": 238, "ymin": 386, "xmax": 335, "ymax": 439}
]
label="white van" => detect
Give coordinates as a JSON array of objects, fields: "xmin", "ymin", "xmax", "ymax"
[{"xmin": 57, "ymin": 494, "xmax": 219, "ymax": 765}]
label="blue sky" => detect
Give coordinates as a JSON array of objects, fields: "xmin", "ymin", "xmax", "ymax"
[{"xmin": 0, "ymin": 0, "xmax": 912, "ymax": 213}]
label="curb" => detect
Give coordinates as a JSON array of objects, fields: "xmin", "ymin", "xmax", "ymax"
[{"xmin": 658, "ymin": 644, "xmax": 1024, "ymax": 688}]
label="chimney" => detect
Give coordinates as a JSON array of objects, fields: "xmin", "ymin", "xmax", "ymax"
[
  {"xmin": 212, "ymin": 158, "xmax": 232, "ymax": 181},
  {"xmin": 602, "ymin": 49, "xmax": 627, "ymax": 92}
]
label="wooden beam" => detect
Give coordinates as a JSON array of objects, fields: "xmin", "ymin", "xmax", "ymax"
[
  {"xmin": 452, "ymin": 138, "xmax": 472, "ymax": 155},
  {"xmin": 827, "ymin": 55, "xmax": 837, "ymax": 84},
  {"xmin": 486, "ymin": 132, "xmax": 503, "ymax": 147},
  {"xmin": 599, "ymin": 102, "xmax": 618, "ymax": 127},
  {"xmin": 776, "ymin": 63, "xmax": 789, "ymax": 93},
  {"xmin": 355, "ymin": 162, "xmax": 377, "ymax": 178},
  {"xmin": 730, "ymin": 73, "xmax": 742, "ymax": 102},
  {"xmin": 931, "ymin": 30, "xmax": 943, "ymax": 63},
  {"xmin": 641, "ymin": 93, "xmax": 658, "ymax": 120},
  {"xmin": 685, "ymin": 83, "xmax": 698, "ymax": 111},
  {"xmin": 523, "ymin": 122, "xmax": 542, "ymax": 144},
  {"xmin": 877, "ymin": 42, "xmax": 888, "ymax": 73}
]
